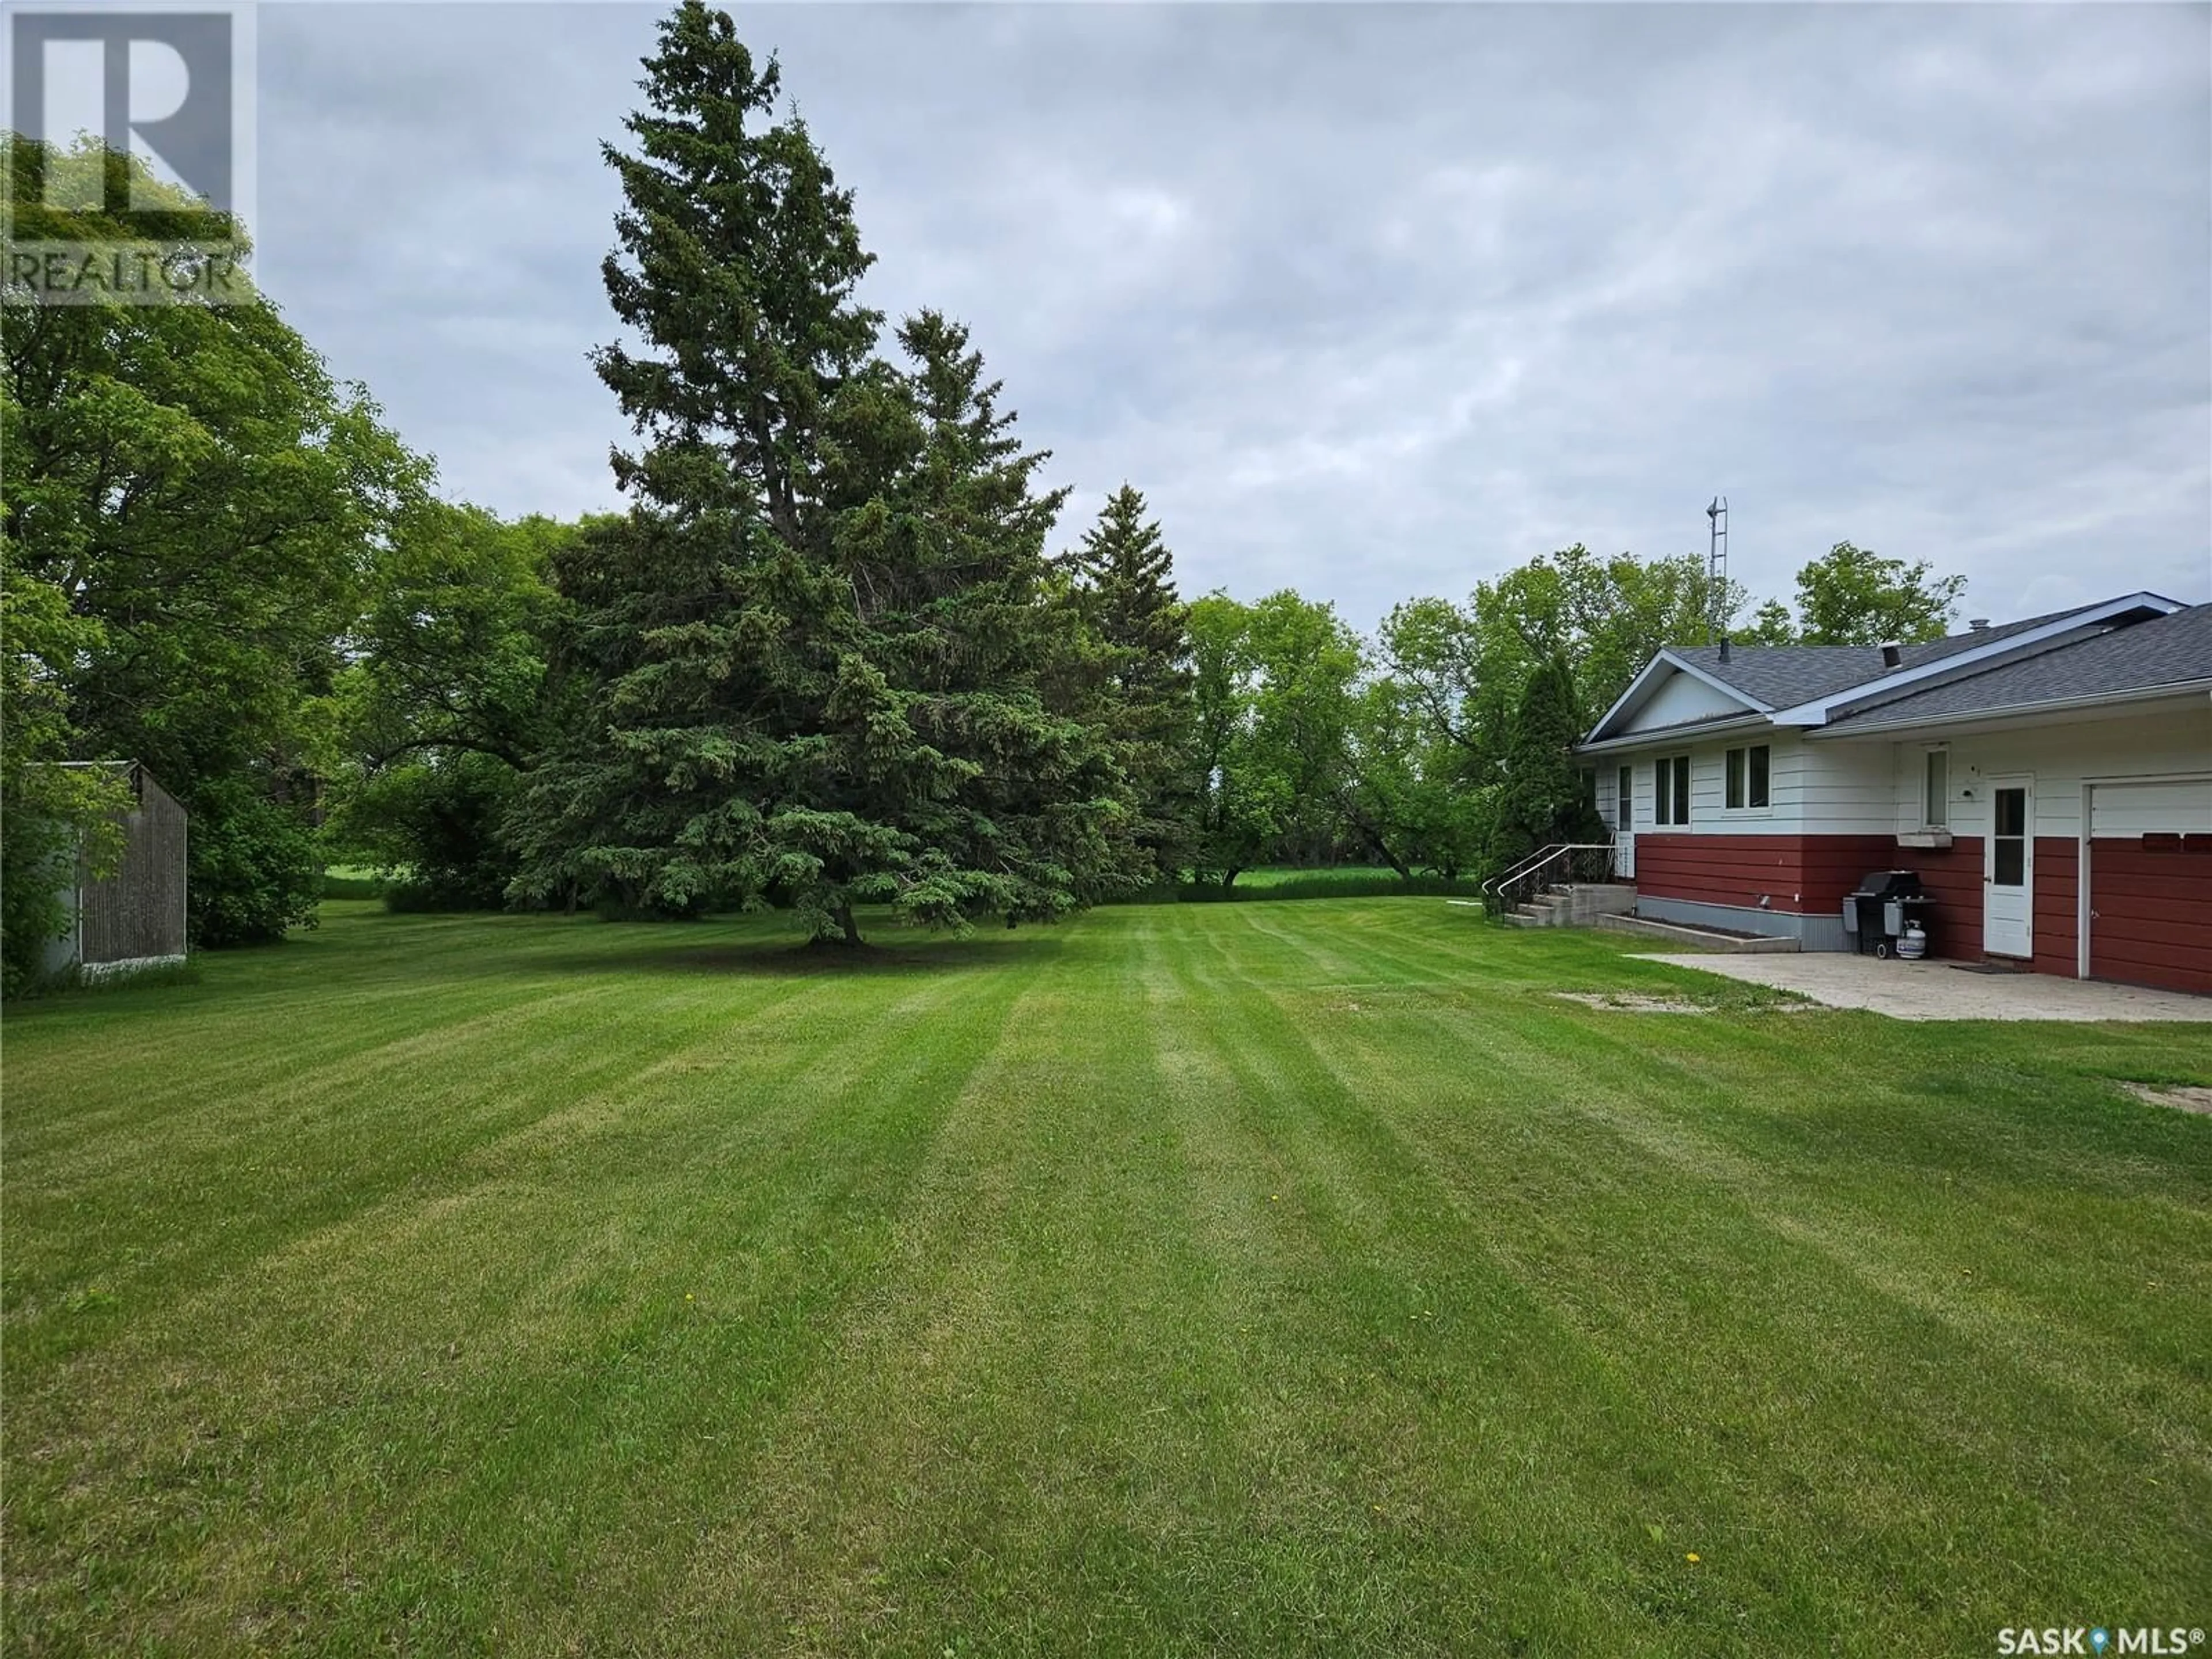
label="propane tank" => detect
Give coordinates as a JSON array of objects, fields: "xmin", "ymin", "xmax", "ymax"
[{"xmin": 1897, "ymin": 922, "xmax": 1927, "ymax": 960}]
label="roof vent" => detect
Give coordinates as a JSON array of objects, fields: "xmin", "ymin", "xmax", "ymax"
[
  {"xmin": 1879, "ymin": 640, "xmax": 1902, "ymax": 669},
  {"xmin": 1718, "ymin": 635, "xmax": 1731, "ymax": 664},
  {"xmin": 1968, "ymin": 618, "xmax": 1990, "ymax": 632}
]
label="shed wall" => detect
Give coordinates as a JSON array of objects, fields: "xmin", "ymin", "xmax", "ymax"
[{"xmin": 77, "ymin": 770, "xmax": 189, "ymax": 968}]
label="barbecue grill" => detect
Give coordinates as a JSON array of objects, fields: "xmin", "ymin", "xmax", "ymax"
[{"xmin": 1843, "ymin": 869, "xmax": 1931, "ymax": 958}]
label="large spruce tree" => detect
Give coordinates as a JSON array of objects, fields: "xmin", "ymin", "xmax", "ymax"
[
  {"xmin": 1058, "ymin": 486, "xmax": 1196, "ymax": 880},
  {"xmin": 510, "ymin": 3, "xmax": 1128, "ymax": 942}
]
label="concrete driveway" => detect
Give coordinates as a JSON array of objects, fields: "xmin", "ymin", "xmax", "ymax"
[{"xmin": 1635, "ymin": 953, "xmax": 2212, "ymax": 1021}]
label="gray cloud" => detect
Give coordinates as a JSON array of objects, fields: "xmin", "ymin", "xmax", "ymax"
[{"xmin": 255, "ymin": 2, "xmax": 2212, "ymax": 630}]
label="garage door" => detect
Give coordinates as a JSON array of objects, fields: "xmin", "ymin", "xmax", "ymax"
[{"xmin": 2086, "ymin": 779, "xmax": 2212, "ymax": 995}]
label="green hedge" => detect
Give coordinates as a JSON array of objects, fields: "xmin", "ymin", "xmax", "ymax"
[{"xmin": 1174, "ymin": 868, "xmax": 1484, "ymax": 903}]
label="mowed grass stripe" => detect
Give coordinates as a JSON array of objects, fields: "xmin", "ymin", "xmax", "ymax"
[
  {"xmin": 650, "ymin": 902, "xmax": 1574, "ymax": 1656},
  {"xmin": 1261, "ymin": 934, "xmax": 2212, "ymax": 1631},
  {"xmin": 1228, "ymin": 912, "xmax": 1930, "ymax": 1650},
  {"xmin": 3, "ymin": 899, "xmax": 2208, "ymax": 1656},
  {"xmin": 1385, "ymin": 986, "xmax": 2212, "ymax": 1397},
  {"xmin": 260, "ymin": 959, "xmax": 1039, "ymax": 1658},
  {"xmin": 5, "ymin": 926, "xmax": 1044, "ymax": 1653},
  {"xmin": 3, "ymin": 963, "xmax": 860, "ymax": 1354},
  {"xmin": 646, "ymin": 907, "xmax": 1280, "ymax": 1655},
  {"xmin": 1159, "ymin": 903, "xmax": 2211, "ymax": 1642},
  {"xmin": 1153, "ymin": 911, "xmax": 1663, "ymax": 1653}
]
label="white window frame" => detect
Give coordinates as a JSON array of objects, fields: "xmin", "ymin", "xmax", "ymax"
[
  {"xmin": 1654, "ymin": 754, "xmax": 1692, "ymax": 827},
  {"xmin": 1922, "ymin": 746, "xmax": 1949, "ymax": 831},
  {"xmin": 1722, "ymin": 744, "xmax": 1772, "ymax": 815}
]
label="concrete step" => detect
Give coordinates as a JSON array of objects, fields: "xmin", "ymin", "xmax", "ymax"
[
  {"xmin": 1594, "ymin": 914, "xmax": 1801, "ymax": 953},
  {"xmin": 1498, "ymin": 882, "xmax": 1641, "ymax": 932},
  {"xmin": 1540, "ymin": 884, "xmax": 1638, "ymax": 925}
]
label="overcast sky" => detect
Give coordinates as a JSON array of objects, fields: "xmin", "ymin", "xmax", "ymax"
[{"xmin": 255, "ymin": 2, "xmax": 2212, "ymax": 631}]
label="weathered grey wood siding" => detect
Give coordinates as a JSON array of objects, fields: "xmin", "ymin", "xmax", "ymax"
[{"xmin": 78, "ymin": 767, "xmax": 188, "ymax": 965}]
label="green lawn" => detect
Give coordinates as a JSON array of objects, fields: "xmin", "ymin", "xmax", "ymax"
[{"xmin": 5, "ymin": 900, "xmax": 2209, "ymax": 1656}]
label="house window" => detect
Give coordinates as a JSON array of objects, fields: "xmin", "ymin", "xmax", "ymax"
[
  {"xmin": 1992, "ymin": 785, "xmax": 2027, "ymax": 886},
  {"xmin": 1923, "ymin": 749, "xmax": 1948, "ymax": 830},
  {"xmin": 1725, "ymin": 744, "xmax": 1771, "ymax": 810},
  {"xmin": 1616, "ymin": 766, "xmax": 1633, "ymax": 830},
  {"xmin": 1654, "ymin": 755, "xmax": 1691, "ymax": 826}
]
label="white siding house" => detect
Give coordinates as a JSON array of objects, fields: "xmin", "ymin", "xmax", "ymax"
[{"xmin": 1578, "ymin": 596, "xmax": 2212, "ymax": 991}]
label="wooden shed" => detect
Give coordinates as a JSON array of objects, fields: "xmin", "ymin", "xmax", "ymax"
[{"xmin": 41, "ymin": 762, "xmax": 189, "ymax": 980}]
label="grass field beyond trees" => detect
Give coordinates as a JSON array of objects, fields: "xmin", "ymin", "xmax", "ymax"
[{"xmin": 5, "ymin": 900, "xmax": 2209, "ymax": 1656}]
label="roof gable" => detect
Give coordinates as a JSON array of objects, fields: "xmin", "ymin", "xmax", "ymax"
[
  {"xmin": 1580, "ymin": 590, "xmax": 2188, "ymax": 749},
  {"xmin": 1584, "ymin": 651, "xmax": 1766, "ymax": 744}
]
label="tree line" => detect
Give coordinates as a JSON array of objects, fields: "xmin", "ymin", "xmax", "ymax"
[{"xmin": 0, "ymin": 3, "xmax": 1967, "ymax": 986}]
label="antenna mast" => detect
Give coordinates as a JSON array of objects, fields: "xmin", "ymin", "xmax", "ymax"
[{"xmin": 1705, "ymin": 496, "xmax": 1729, "ymax": 643}]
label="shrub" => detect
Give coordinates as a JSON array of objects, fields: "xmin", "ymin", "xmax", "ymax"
[{"xmin": 186, "ymin": 781, "xmax": 323, "ymax": 947}]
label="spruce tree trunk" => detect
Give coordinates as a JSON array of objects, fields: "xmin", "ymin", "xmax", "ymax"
[{"xmin": 834, "ymin": 899, "xmax": 863, "ymax": 947}]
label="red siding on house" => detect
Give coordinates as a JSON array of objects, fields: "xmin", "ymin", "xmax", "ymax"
[
  {"xmin": 2089, "ymin": 839, "xmax": 2212, "ymax": 995},
  {"xmin": 2031, "ymin": 838, "xmax": 2079, "ymax": 980},
  {"xmin": 1637, "ymin": 830, "xmax": 2211, "ymax": 993},
  {"xmin": 1905, "ymin": 838, "xmax": 1984, "ymax": 962},
  {"xmin": 1632, "ymin": 835, "xmax": 1807, "ymax": 911},
  {"xmin": 1635, "ymin": 832, "xmax": 1983, "ymax": 950},
  {"xmin": 1634, "ymin": 835, "xmax": 1915, "ymax": 915},
  {"xmin": 1797, "ymin": 838, "xmax": 1904, "ymax": 910}
]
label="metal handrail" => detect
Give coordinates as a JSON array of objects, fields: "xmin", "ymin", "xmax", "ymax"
[
  {"xmin": 1482, "ymin": 842, "xmax": 1618, "ymax": 910},
  {"xmin": 1479, "ymin": 841, "xmax": 1573, "ymax": 899}
]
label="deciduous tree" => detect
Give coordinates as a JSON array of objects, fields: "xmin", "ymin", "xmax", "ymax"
[
  {"xmin": 1789, "ymin": 541, "xmax": 1965, "ymax": 645},
  {"xmin": 1241, "ymin": 591, "xmax": 1362, "ymax": 868},
  {"xmin": 1187, "ymin": 596, "xmax": 1277, "ymax": 888},
  {"xmin": 1339, "ymin": 675, "xmax": 1486, "ymax": 878},
  {"xmin": 1, "ymin": 135, "xmax": 425, "ymax": 946},
  {"xmin": 0, "ymin": 547, "xmax": 128, "ymax": 994},
  {"xmin": 326, "ymin": 505, "xmax": 577, "ymax": 908}
]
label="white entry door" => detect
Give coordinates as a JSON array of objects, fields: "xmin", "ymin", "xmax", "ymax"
[
  {"xmin": 1613, "ymin": 764, "xmax": 1635, "ymax": 878},
  {"xmin": 1983, "ymin": 776, "xmax": 2033, "ymax": 957}
]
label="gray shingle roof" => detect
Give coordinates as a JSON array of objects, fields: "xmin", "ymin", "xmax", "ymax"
[
  {"xmin": 1670, "ymin": 645, "xmax": 1895, "ymax": 709},
  {"xmin": 1671, "ymin": 605, "xmax": 2096, "ymax": 710},
  {"xmin": 1821, "ymin": 604, "xmax": 2212, "ymax": 729}
]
